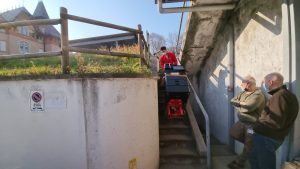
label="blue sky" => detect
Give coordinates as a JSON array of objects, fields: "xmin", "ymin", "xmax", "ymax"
[{"xmin": 0, "ymin": 0, "xmax": 187, "ymax": 40}]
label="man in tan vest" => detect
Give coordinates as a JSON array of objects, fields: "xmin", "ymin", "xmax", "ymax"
[{"xmin": 228, "ymin": 75, "xmax": 265, "ymax": 169}]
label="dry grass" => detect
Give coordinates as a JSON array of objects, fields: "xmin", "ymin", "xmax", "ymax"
[{"xmin": 0, "ymin": 45, "xmax": 150, "ymax": 76}]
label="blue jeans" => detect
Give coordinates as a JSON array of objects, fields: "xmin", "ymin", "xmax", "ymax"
[{"xmin": 249, "ymin": 133, "xmax": 282, "ymax": 169}]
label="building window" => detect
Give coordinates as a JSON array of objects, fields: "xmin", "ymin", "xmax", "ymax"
[
  {"xmin": 0, "ymin": 41, "xmax": 6, "ymax": 52},
  {"xmin": 17, "ymin": 26, "xmax": 29, "ymax": 36},
  {"xmin": 37, "ymin": 35, "xmax": 44, "ymax": 42},
  {"xmin": 19, "ymin": 41, "xmax": 29, "ymax": 54}
]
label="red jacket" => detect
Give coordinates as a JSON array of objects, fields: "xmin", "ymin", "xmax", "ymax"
[{"xmin": 159, "ymin": 52, "xmax": 178, "ymax": 69}]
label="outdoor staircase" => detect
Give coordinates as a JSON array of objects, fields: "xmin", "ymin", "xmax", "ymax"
[
  {"xmin": 157, "ymin": 82, "xmax": 250, "ymax": 169},
  {"xmin": 158, "ymin": 89, "xmax": 207, "ymax": 169},
  {"xmin": 159, "ymin": 119, "xmax": 207, "ymax": 169}
]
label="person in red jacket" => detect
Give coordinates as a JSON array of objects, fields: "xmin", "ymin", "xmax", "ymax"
[{"xmin": 159, "ymin": 46, "xmax": 178, "ymax": 70}]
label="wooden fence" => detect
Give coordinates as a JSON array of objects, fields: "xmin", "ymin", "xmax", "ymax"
[{"xmin": 0, "ymin": 7, "xmax": 150, "ymax": 74}]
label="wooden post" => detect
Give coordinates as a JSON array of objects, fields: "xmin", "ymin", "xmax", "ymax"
[
  {"xmin": 137, "ymin": 24, "xmax": 144, "ymax": 66},
  {"xmin": 147, "ymin": 31, "xmax": 150, "ymax": 63},
  {"xmin": 60, "ymin": 7, "xmax": 70, "ymax": 74},
  {"xmin": 144, "ymin": 42, "xmax": 147, "ymax": 65}
]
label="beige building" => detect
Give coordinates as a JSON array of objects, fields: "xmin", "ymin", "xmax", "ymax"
[{"xmin": 0, "ymin": 1, "xmax": 60, "ymax": 55}]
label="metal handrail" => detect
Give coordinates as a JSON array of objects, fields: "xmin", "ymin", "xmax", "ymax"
[{"xmin": 187, "ymin": 78, "xmax": 211, "ymax": 169}]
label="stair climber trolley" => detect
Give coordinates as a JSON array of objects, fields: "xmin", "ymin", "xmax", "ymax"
[{"xmin": 159, "ymin": 63, "xmax": 190, "ymax": 119}]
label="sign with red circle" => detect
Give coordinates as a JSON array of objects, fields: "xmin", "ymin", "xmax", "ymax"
[
  {"xmin": 32, "ymin": 92, "xmax": 42, "ymax": 103},
  {"xmin": 30, "ymin": 90, "xmax": 44, "ymax": 111}
]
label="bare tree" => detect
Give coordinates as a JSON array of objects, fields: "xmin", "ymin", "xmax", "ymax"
[
  {"xmin": 149, "ymin": 32, "xmax": 183, "ymax": 57},
  {"xmin": 167, "ymin": 32, "xmax": 183, "ymax": 55},
  {"xmin": 149, "ymin": 32, "xmax": 166, "ymax": 54}
]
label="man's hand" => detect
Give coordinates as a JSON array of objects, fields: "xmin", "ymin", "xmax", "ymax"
[{"xmin": 231, "ymin": 100, "xmax": 241, "ymax": 107}]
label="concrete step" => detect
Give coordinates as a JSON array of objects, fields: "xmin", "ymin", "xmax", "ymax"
[
  {"xmin": 160, "ymin": 156, "xmax": 206, "ymax": 165},
  {"xmin": 160, "ymin": 123, "xmax": 190, "ymax": 129},
  {"xmin": 160, "ymin": 134, "xmax": 194, "ymax": 142},
  {"xmin": 158, "ymin": 100, "xmax": 165, "ymax": 103},
  {"xmin": 160, "ymin": 143, "xmax": 199, "ymax": 158},
  {"xmin": 159, "ymin": 163, "xmax": 207, "ymax": 169},
  {"xmin": 158, "ymin": 94, "xmax": 166, "ymax": 98},
  {"xmin": 159, "ymin": 118, "xmax": 190, "ymax": 126},
  {"xmin": 160, "ymin": 128, "xmax": 191, "ymax": 135},
  {"xmin": 158, "ymin": 110, "xmax": 207, "ymax": 169},
  {"xmin": 160, "ymin": 140, "xmax": 196, "ymax": 150},
  {"xmin": 159, "ymin": 122, "xmax": 191, "ymax": 135}
]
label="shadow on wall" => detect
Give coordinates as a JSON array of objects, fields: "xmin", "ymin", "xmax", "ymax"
[
  {"xmin": 253, "ymin": 11, "xmax": 282, "ymax": 35},
  {"xmin": 182, "ymin": 0, "xmax": 284, "ymax": 145},
  {"xmin": 191, "ymin": 0, "xmax": 282, "ymax": 145},
  {"xmin": 234, "ymin": 0, "xmax": 282, "ymax": 40},
  {"xmin": 194, "ymin": 21, "xmax": 231, "ymax": 143},
  {"xmin": 190, "ymin": 68, "xmax": 234, "ymax": 143},
  {"xmin": 194, "ymin": 1, "xmax": 275, "ymax": 95}
]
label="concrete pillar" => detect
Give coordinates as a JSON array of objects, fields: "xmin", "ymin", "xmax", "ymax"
[
  {"xmin": 287, "ymin": 0, "xmax": 300, "ymax": 159},
  {"xmin": 282, "ymin": 0, "xmax": 300, "ymax": 163},
  {"xmin": 227, "ymin": 24, "xmax": 235, "ymax": 150}
]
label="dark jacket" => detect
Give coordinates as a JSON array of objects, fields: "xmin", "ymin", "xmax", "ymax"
[{"xmin": 254, "ymin": 85, "xmax": 299, "ymax": 141}]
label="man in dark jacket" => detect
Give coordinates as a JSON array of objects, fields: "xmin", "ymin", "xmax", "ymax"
[
  {"xmin": 228, "ymin": 75, "xmax": 265, "ymax": 169},
  {"xmin": 249, "ymin": 72, "xmax": 299, "ymax": 169}
]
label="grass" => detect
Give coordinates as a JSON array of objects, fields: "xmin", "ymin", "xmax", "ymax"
[{"xmin": 0, "ymin": 45, "xmax": 151, "ymax": 77}]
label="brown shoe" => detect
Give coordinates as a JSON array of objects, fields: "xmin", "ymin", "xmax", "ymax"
[{"xmin": 227, "ymin": 160, "xmax": 245, "ymax": 169}]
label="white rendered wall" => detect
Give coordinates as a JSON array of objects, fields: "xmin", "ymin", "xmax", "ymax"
[
  {"xmin": 0, "ymin": 78, "xmax": 159, "ymax": 169},
  {"xmin": 83, "ymin": 78, "xmax": 159, "ymax": 169},
  {"xmin": 0, "ymin": 79, "xmax": 87, "ymax": 169}
]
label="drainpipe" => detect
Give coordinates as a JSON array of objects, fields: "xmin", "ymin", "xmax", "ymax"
[
  {"xmin": 158, "ymin": 0, "xmax": 235, "ymax": 14},
  {"xmin": 227, "ymin": 24, "xmax": 235, "ymax": 150},
  {"xmin": 289, "ymin": 0, "xmax": 300, "ymax": 161},
  {"xmin": 282, "ymin": 0, "xmax": 297, "ymax": 164}
]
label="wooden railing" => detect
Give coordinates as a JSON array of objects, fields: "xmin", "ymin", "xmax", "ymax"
[{"xmin": 0, "ymin": 7, "xmax": 150, "ymax": 74}]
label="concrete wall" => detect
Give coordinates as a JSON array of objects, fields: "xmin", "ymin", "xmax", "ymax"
[
  {"xmin": 234, "ymin": 0, "xmax": 283, "ymax": 155},
  {"xmin": 198, "ymin": 29, "xmax": 231, "ymax": 144},
  {"xmin": 191, "ymin": 0, "xmax": 300, "ymax": 166},
  {"xmin": 83, "ymin": 78, "xmax": 159, "ymax": 169},
  {"xmin": 197, "ymin": 0, "xmax": 283, "ymax": 144},
  {"xmin": 0, "ymin": 78, "xmax": 159, "ymax": 169},
  {"xmin": 0, "ymin": 79, "xmax": 87, "ymax": 169}
]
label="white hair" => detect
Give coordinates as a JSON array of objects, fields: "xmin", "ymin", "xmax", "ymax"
[
  {"xmin": 265, "ymin": 72, "xmax": 284, "ymax": 84},
  {"xmin": 242, "ymin": 75, "xmax": 256, "ymax": 85}
]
